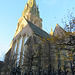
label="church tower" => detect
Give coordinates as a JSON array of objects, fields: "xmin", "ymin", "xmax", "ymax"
[{"xmin": 14, "ymin": 0, "xmax": 42, "ymax": 37}]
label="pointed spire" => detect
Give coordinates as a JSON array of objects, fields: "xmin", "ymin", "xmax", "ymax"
[
  {"xmin": 22, "ymin": 0, "xmax": 42, "ymax": 29},
  {"xmin": 22, "ymin": 0, "xmax": 38, "ymax": 17},
  {"xmin": 28, "ymin": 0, "xmax": 36, "ymax": 7},
  {"xmin": 50, "ymin": 28, "xmax": 53, "ymax": 35},
  {"xmin": 56, "ymin": 24, "xmax": 58, "ymax": 27},
  {"xmin": 51, "ymin": 28, "xmax": 52, "ymax": 31}
]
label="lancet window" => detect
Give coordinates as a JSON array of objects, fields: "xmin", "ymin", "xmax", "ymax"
[
  {"xmin": 22, "ymin": 36, "xmax": 28, "ymax": 65},
  {"xmin": 16, "ymin": 37, "xmax": 22, "ymax": 66},
  {"xmin": 34, "ymin": 4, "xmax": 36, "ymax": 14},
  {"xmin": 13, "ymin": 42, "xmax": 17, "ymax": 59}
]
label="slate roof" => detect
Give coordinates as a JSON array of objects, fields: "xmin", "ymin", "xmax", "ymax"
[{"xmin": 26, "ymin": 19, "xmax": 50, "ymax": 39}]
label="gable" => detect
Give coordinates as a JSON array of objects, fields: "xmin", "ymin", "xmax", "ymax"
[
  {"xmin": 26, "ymin": 19, "xmax": 50, "ymax": 39},
  {"xmin": 13, "ymin": 24, "xmax": 33, "ymax": 42},
  {"xmin": 14, "ymin": 17, "xmax": 28, "ymax": 37},
  {"xmin": 53, "ymin": 25, "xmax": 66, "ymax": 37}
]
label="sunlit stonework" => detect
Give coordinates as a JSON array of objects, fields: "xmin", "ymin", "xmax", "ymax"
[
  {"xmin": 15, "ymin": 0, "xmax": 42, "ymax": 37},
  {"xmin": 50, "ymin": 28, "xmax": 53, "ymax": 35},
  {"xmin": 1, "ymin": 0, "xmax": 75, "ymax": 75},
  {"xmin": 2, "ymin": 0, "xmax": 50, "ymax": 74}
]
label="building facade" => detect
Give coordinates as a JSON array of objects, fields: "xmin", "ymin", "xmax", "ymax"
[
  {"xmin": 1, "ymin": 0, "xmax": 75, "ymax": 75},
  {"xmin": 2, "ymin": 0, "xmax": 51, "ymax": 75}
]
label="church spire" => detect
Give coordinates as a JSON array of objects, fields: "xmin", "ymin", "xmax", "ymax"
[
  {"xmin": 14, "ymin": 0, "xmax": 42, "ymax": 37},
  {"xmin": 28, "ymin": 0, "xmax": 36, "ymax": 6},
  {"xmin": 22, "ymin": 0, "xmax": 42, "ymax": 29},
  {"xmin": 22, "ymin": 0, "xmax": 38, "ymax": 17},
  {"xmin": 50, "ymin": 28, "xmax": 53, "ymax": 35}
]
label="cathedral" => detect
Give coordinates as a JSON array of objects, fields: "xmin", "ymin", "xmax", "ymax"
[{"xmin": 1, "ymin": 0, "xmax": 75, "ymax": 75}]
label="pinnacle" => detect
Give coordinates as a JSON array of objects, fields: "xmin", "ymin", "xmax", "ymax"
[
  {"xmin": 56, "ymin": 24, "xmax": 58, "ymax": 27},
  {"xmin": 28, "ymin": 0, "xmax": 36, "ymax": 5}
]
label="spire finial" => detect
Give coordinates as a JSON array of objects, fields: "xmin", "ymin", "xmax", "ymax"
[
  {"xmin": 56, "ymin": 24, "xmax": 58, "ymax": 27},
  {"xmin": 50, "ymin": 28, "xmax": 53, "ymax": 35},
  {"xmin": 51, "ymin": 28, "xmax": 52, "ymax": 31},
  {"xmin": 28, "ymin": 0, "xmax": 36, "ymax": 6}
]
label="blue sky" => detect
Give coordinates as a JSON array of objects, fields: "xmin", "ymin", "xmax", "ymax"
[{"xmin": 0, "ymin": 0, "xmax": 75, "ymax": 61}]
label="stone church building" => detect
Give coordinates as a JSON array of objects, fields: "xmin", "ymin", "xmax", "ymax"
[
  {"xmin": 1, "ymin": 0, "xmax": 75, "ymax": 75},
  {"xmin": 1, "ymin": 0, "xmax": 51, "ymax": 75}
]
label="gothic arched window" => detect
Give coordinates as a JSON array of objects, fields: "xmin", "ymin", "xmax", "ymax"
[
  {"xmin": 13, "ymin": 42, "xmax": 17, "ymax": 59},
  {"xmin": 22, "ymin": 36, "xmax": 28, "ymax": 65},
  {"xmin": 24, "ymin": 36, "xmax": 28, "ymax": 44},
  {"xmin": 16, "ymin": 37, "xmax": 22, "ymax": 66},
  {"xmin": 34, "ymin": 4, "xmax": 36, "ymax": 14},
  {"xmin": 14, "ymin": 42, "xmax": 17, "ymax": 54}
]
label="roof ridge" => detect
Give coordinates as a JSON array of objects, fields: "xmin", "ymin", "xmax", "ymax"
[{"xmin": 25, "ymin": 19, "xmax": 50, "ymax": 38}]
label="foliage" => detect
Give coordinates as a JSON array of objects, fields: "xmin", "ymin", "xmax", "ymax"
[{"xmin": 62, "ymin": 8, "xmax": 75, "ymax": 32}]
